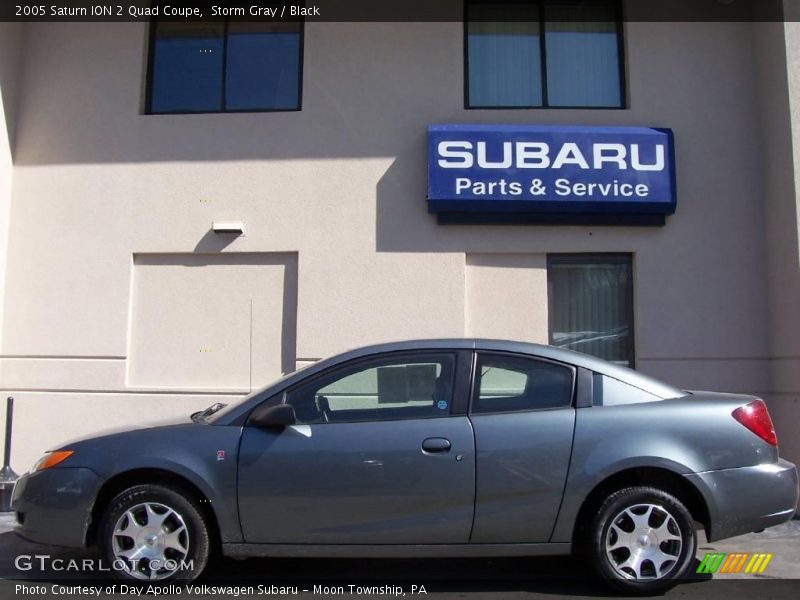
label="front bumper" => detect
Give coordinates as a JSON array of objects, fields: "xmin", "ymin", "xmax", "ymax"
[
  {"xmin": 11, "ymin": 467, "xmax": 103, "ymax": 548},
  {"xmin": 685, "ymin": 459, "xmax": 798, "ymax": 542}
]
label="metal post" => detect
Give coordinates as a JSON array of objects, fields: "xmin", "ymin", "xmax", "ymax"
[
  {"xmin": 2, "ymin": 397, "xmax": 12, "ymax": 468},
  {"xmin": 0, "ymin": 396, "xmax": 19, "ymax": 512}
]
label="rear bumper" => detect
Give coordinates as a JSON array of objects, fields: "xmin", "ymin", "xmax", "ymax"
[
  {"xmin": 11, "ymin": 467, "xmax": 103, "ymax": 548},
  {"xmin": 685, "ymin": 459, "xmax": 798, "ymax": 542}
]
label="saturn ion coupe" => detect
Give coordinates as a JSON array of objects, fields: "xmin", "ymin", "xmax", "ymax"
[{"xmin": 12, "ymin": 340, "xmax": 799, "ymax": 593}]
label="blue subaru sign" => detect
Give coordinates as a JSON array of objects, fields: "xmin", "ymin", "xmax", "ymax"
[{"xmin": 427, "ymin": 124, "xmax": 676, "ymax": 224}]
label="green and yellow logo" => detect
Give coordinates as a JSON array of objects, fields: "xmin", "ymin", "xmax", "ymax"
[{"xmin": 696, "ymin": 552, "xmax": 773, "ymax": 574}]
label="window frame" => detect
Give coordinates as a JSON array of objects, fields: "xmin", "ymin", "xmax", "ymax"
[
  {"xmin": 547, "ymin": 253, "xmax": 636, "ymax": 368},
  {"xmin": 144, "ymin": 18, "xmax": 305, "ymax": 115},
  {"xmin": 255, "ymin": 350, "xmax": 472, "ymax": 425},
  {"xmin": 468, "ymin": 351, "xmax": 577, "ymax": 416},
  {"xmin": 463, "ymin": 0, "xmax": 627, "ymax": 110}
]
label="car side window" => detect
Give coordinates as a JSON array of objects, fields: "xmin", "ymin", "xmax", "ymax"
[
  {"xmin": 284, "ymin": 353, "xmax": 457, "ymax": 424},
  {"xmin": 472, "ymin": 354, "xmax": 574, "ymax": 414},
  {"xmin": 593, "ymin": 373, "xmax": 662, "ymax": 406}
]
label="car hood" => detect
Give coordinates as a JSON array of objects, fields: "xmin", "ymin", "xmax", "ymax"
[{"xmin": 48, "ymin": 414, "xmax": 194, "ymax": 450}]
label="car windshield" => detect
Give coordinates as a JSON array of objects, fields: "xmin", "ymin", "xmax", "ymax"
[{"xmin": 201, "ymin": 362, "xmax": 317, "ymax": 424}]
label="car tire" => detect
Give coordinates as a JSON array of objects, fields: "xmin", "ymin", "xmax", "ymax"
[
  {"xmin": 588, "ymin": 486, "xmax": 697, "ymax": 595},
  {"xmin": 98, "ymin": 483, "xmax": 210, "ymax": 582}
]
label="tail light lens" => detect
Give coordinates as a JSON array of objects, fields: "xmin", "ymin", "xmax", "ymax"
[{"xmin": 732, "ymin": 400, "xmax": 777, "ymax": 446}]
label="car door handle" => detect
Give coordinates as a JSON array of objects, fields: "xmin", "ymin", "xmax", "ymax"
[{"xmin": 421, "ymin": 437, "xmax": 451, "ymax": 454}]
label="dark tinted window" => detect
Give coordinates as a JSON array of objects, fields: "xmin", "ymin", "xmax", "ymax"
[
  {"xmin": 148, "ymin": 21, "xmax": 302, "ymax": 113},
  {"xmin": 225, "ymin": 22, "xmax": 302, "ymax": 110},
  {"xmin": 150, "ymin": 22, "xmax": 225, "ymax": 113},
  {"xmin": 473, "ymin": 354, "xmax": 573, "ymax": 414},
  {"xmin": 284, "ymin": 354, "xmax": 456, "ymax": 424},
  {"xmin": 466, "ymin": 1, "xmax": 624, "ymax": 109}
]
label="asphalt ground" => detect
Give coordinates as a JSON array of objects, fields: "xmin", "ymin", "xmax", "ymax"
[{"xmin": 0, "ymin": 513, "xmax": 797, "ymax": 599}]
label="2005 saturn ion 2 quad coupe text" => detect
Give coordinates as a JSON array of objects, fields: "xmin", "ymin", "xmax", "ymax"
[{"xmin": 12, "ymin": 340, "xmax": 799, "ymax": 593}]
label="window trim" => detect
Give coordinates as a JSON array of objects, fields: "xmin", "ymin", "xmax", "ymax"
[
  {"xmin": 250, "ymin": 350, "xmax": 471, "ymax": 426},
  {"xmin": 463, "ymin": 0, "xmax": 627, "ymax": 110},
  {"xmin": 547, "ymin": 253, "xmax": 636, "ymax": 369},
  {"xmin": 144, "ymin": 19, "xmax": 305, "ymax": 115},
  {"xmin": 468, "ymin": 351, "xmax": 577, "ymax": 416}
]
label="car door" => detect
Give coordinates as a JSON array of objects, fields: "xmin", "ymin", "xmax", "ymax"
[
  {"xmin": 237, "ymin": 351, "xmax": 476, "ymax": 544},
  {"xmin": 469, "ymin": 352, "xmax": 577, "ymax": 543}
]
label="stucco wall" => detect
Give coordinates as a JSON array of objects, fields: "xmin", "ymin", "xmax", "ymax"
[
  {"xmin": 0, "ymin": 17, "xmax": 781, "ymax": 470},
  {"xmin": 0, "ymin": 23, "xmax": 24, "ymax": 355},
  {"xmin": 0, "ymin": 23, "xmax": 24, "ymax": 467},
  {"xmin": 465, "ymin": 254, "xmax": 548, "ymax": 342},
  {"xmin": 753, "ymin": 8, "xmax": 800, "ymax": 470}
]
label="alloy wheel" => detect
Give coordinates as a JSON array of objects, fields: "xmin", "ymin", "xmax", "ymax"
[
  {"xmin": 111, "ymin": 501, "xmax": 190, "ymax": 580},
  {"xmin": 604, "ymin": 503, "xmax": 683, "ymax": 580}
]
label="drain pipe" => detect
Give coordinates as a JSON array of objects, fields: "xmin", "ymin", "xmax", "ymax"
[{"xmin": 0, "ymin": 397, "xmax": 19, "ymax": 512}]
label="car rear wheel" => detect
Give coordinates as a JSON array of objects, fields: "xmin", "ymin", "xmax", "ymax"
[
  {"xmin": 99, "ymin": 484, "xmax": 210, "ymax": 582},
  {"xmin": 589, "ymin": 486, "xmax": 697, "ymax": 594}
]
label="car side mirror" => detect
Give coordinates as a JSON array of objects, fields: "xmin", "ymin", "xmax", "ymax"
[{"xmin": 250, "ymin": 403, "xmax": 297, "ymax": 428}]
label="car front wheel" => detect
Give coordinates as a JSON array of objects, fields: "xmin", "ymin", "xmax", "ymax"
[
  {"xmin": 99, "ymin": 483, "xmax": 210, "ymax": 582},
  {"xmin": 589, "ymin": 486, "xmax": 697, "ymax": 594}
]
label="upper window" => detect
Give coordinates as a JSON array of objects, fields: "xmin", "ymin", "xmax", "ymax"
[
  {"xmin": 147, "ymin": 21, "xmax": 302, "ymax": 114},
  {"xmin": 472, "ymin": 353, "xmax": 574, "ymax": 414},
  {"xmin": 466, "ymin": 1, "xmax": 624, "ymax": 108},
  {"xmin": 548, "ymin": 254, "xmax": 635, "ymax": 367},
  {"xmin": 284, "ymin": 354, "xmax": 456, "ymax": 424}
]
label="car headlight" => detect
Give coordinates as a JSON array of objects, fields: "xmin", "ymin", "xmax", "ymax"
[{"xmin": 31, "ymin": 450, "xmax": 74, "ymax": 472}]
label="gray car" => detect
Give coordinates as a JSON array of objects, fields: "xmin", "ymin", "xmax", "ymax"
[{"xmin": 11, "ymin": 340, "xmax": 799, "ymax": 593}]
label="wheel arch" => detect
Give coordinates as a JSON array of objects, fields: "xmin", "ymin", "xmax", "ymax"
[
  {"xmin": 571, "ymin": 466, "xmax": 711, "ymax": 547},
  {"xmin": 86, "ymin": 468, "xmax": 222, "ymax": 549}
]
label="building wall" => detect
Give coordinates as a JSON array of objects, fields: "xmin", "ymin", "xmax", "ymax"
[
  {"xmin": 0, "ymin": 16, "xmax": 785, "ymax": 470},
  {"xmin": 0, "ymin": 23, "xmax": 24, "ymax": 356},
  {"xmin": 0, "ymin": 22, "xmax": 25, "ymax": 464},
  {"xmin": 780, "ymin": 16, "xmax": 800, "ymax": 468},
  {"xmin": 753, "ymin": 6, "xmax": 800, "ymax": 470}
]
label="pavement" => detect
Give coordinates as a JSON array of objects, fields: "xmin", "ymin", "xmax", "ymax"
[{"xmin": 0, "ymin": 512, "xmax": 797, "ymax": 598}]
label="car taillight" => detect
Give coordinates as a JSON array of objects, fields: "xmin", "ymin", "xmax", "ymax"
[{"xmin": 732, "ymin": 399, "xmax": 777, "ymax": 446}]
